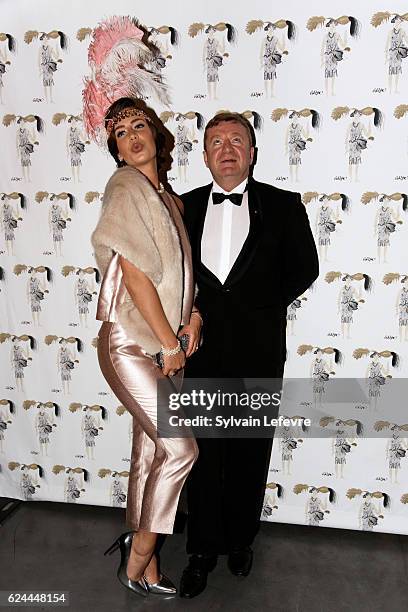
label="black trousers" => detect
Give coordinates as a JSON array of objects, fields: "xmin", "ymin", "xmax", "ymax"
[
  {"xmin": 186, "ymin": 435, "xmax": 274, "ymax": 555},
  {"xmin": 184, "ymin": 327, "xmax": 281, "ymax": 555}
]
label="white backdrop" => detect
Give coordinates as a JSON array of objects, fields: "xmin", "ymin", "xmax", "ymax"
[{"xmin": 1, "ymin": 0, "xmax": 408, "ymax": 535}]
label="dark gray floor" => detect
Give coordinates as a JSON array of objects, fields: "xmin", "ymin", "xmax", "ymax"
[{"xmin": 1, "ymin": 499, "xmax": 407, "ymax": 612}]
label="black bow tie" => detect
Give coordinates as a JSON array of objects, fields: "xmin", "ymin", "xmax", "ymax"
[{"xmin": 212, "ymin": 192, "xmax": 244, "ymax": 206}]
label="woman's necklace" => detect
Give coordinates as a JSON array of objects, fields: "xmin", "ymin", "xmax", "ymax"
[{"xmin": 157, "ymin": 182, "xmax": 164, "ymax": 193}]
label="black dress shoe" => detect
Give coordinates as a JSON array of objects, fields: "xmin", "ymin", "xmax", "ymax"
[
  {"xmin": 179, "ymin": 554, "xmax": 217, "ymax": 599},
  {"xmin": 227, "ymin": 546, "xmax": 253, "ymax": 576}
]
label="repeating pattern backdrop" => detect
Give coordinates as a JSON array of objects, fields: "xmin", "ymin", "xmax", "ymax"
[{"xmin": 1, "ymin": 0, "xmax": 408, "ymax": 535}]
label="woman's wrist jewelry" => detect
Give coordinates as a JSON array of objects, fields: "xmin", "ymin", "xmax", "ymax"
[
  {"xmin": 161, "ymin": 339, "xmax": 181, "ymax": 356},
  {"xmin": 190, "ymin": 311, "xmax": 203, "ymax": 324}
]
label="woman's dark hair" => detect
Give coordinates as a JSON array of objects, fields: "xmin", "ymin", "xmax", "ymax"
[{"xmin": 105, "ymin": 97, "xmax": 166, "ymax": 170}]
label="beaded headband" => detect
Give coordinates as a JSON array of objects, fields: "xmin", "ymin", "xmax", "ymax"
[{"xmin": 105, "ymin": 108, "xmax": 152, "ymax": 135}]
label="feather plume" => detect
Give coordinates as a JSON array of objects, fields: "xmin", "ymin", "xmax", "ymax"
[
  {"xmin": 13, "ymin": 264, "xmax": 27, "ymax": 276},
  {"xmin": 52, "ymin": 465, "xmax": 66, "ymax": 475},
  {"xmin": 52, "ymin": 113, "xmax": 67, "ymax": 126},
  {"xmin": 297, "ymin": 344, "xmax": 313, "ymax": 356},
  {"xmin": 24, "ymin": 30, "xmax": 38, "ymax": 44},
  {"xmin": 383, "ymin": 273, "xmax": 400, "ymax": 285},
  {"xmin": 69, "ymin": 403, "xmax": 82, "ymax": 412},
  {"xmin": 346, "ymin": 488, "xmax": 362, "ymax": 499},
  {"xmin": 76, "ymin": 28, "xmax": 92, "ymax": 42},
  {"xmin": 306, "ymin": 16, "xmax": 326, "ymax": 32},
  {"xmin": 293, "ymin": 483, "xmax": 309, "ymax": 494},
  {"xmin": 325, "ymin": 271, "xmax": 342, "ymax": 283},
  {"xmin": 61, "ymin": 266, "xmax": 75, "ymax": 277},
  {"xmin": 88, "ymin": 16, "xmax": 143, "ymax": 67},
  {"xmin": 188, "ymin": 23, "xmax": 205, "ymax": 38},
  {"xmin": 302, "ymin": 192, "xmax": 319, "ymax": 205},
  {"xmin": 370, "ymin": 12, "xmax": 391, "ymax": 28},
  {"xmin": 84, "ymin": 191, "xmax": 101, "ymax": 203},
  {"xmin": 3, "ymin": 114, "xmax": 16, "ymax": 126},
  {"xmin": 98, "ymin": 468, "xmax": 112, "ymax": 478},
  {"xmin": 44, "ymin": 335, "xmax": 58, "ymax": 345},
  {"xmin": 361, "ymin": 191, "xmax": 379, "ymax": 205},
  {"xmin": 331, "ymin": 106, "xmax": 350, "ymax": 120},
  {"xmin": 394, "ymin": 104, "xmax": 408, "ymax": 119},
  {"xmin": 374, "ymin": 421, "xmax": 391, "ymax": 431},
  {"xmin": 319, "ymin": 416, "xmax": 335, "ymax": 427},
  {"xmin": 352, "ymin": 348, "xmax": 369, "ymax": 359},
  {"xmin": 271, "ymin": 108, "xmax": 288, "ymax": 122},
  {"xmin": 160, "ymin": 111, "xmax": 174, "ymax": 123},
  {"xmin": 35, "ymin": 191, "xmax": 49, "ymax": 203},
  {"xmin": 246, "ymin": 20, "xmax": 264, "ymax": 34}
]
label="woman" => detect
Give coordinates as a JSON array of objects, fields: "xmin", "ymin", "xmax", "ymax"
[{"xmin": 91, "ymin": 97, "xmax": 201, "ymax": 597}]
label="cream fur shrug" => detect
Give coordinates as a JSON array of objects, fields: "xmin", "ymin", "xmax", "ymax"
[{"xmin": 91, "ymin": 166, "xmax": 185, "ymax": 354}]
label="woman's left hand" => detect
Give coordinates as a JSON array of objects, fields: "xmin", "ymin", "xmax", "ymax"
[{"xmin": 178, "ymin": 315, "xmax": 202, "ymax": 358}]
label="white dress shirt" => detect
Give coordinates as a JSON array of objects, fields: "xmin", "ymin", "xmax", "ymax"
[{"xmin": 201, "ymin": 178, "xmax": 250, "ymax": 284}]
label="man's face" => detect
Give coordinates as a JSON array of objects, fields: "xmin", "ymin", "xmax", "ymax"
[{"xmin": 203, "ymin": 121, "xmax": 254, "ymax": 188}]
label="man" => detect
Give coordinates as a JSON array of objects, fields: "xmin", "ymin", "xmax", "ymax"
[{"xmin": 179, "ymin": 112, "xmax": 319, "ymax": 598}]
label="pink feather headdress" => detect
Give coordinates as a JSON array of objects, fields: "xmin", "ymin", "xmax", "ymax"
[{"xmin": 82, "ymin": 16, "xmax": 170, "ymax": 145}]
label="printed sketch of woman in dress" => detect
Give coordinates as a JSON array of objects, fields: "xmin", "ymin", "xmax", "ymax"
[
  {"xmin": 0, "ymin": 334, "xmax": 36, "ymax": 392},
  {"xmin": 0, "ymin": 400, "xmax": 14, "ymax": 453},
  {"xmin": 160, "ymin": 111, "xmax": 204, "ymax": 182},
  {"xmin": 52, "ymin": 113, "xmax": 89, "ymax": 182},
  {"xmin": 116, "ymin": 404, "xmax": 133, "ymax": 443},
  {"xmin": 147, "ymin": 25, "xmax": 179, "ymax": 72},
  {"xmin": 307, "ymin": 16, "xmax": 359, "ymax": 96},
  {"xmin": 8, "ymin": 463, "xmax": 43, "ymax": 501},
  {"xmin": 98, "ymin": 467, "xmax": 128, "ymax": 506},
  {"xmin": 35, "ymin": 191, "xmax": 75, "ymax": 256},
  {"xmin": 45, "ymin": 335, "xmax": 82, "ymax": 394},
  {"xmin": 286, "ymin": 294, "xmax": 308, "ymax": 335},
  {"xmin": 272, "ymin": 107, "xmax": 321, "ymax": 182},
  {"xmin": 320, "ymin": 417, "xmax": 362, "ymax": 478},
  {"xmin": 382, "ymin": 272, "xmax": 408, "ymax": 341},
  {"xmin": 24, "ymin": 30, "xmax": 68, "ymax": 103},
  {"xmin": 0, "ymin": 32, "xmax": 16, "ymax": 104},
  {"xmin": 246, "ymin": 19, "xmax": 296, "ymax": 98},
  {"xmin": 304, "ymin": 191, "xmax": 350, "ymax": 263},
  {"xmin": 3, "ymin": 114, "xmax": 45, "ymax": 182},
  {"xmin": 279, "ymin": 420, "xmax": 306, "ymax": 474},
  {"xmin": 0, "ymin": 192, "xmax": 26, "ymax": 255},
  {"xmin": 188, "ymin": 22, "xmax": 236, "ymax": 100},
  {"xmin": 353, "ymin": 348, "xmax": 399, "ymax": 409},
  {"xmin": 347, "ymin": 488, "xmax": 390, "ymax": 531},
  {"xmin": 298, "ymin": 344, "xmax": 342, "ymax": 406},
  {"xmin": 371, "ymin": 12, "xmax": 408, "ymax": 94},
  {"xmin": 325, "ymin": 271, "xmax": 372, "ymax": 338},
  {"xmin": 294, "ymin": 484, "xmax": 336, "ymax": 527},
  {"xmin": 262, "ymin": 482, "xmax": 283, "ymax": 518},
  {"xmin": 61, "ymin": 266, "xmax": 100, "ymax": 327},
  {"xmin": 23, "ymin": 400, "xmax": 59, "ymax": 457},
  {"xmin": 375, "ymin": 421, "xmax": 408, "ymax": 483},
  {"xmin": 81, "ymin": 404, "xmax": 106, "ymax": 460},
  {"xmin": 332, "ymin": 106, "xmax": 383, "ymax": 182},
  {"xmin": 361, "ymin": 191, "xmax": 405, "ymax": 263},
  {"xmin": 13, "ymin": 265, "xmax": 52, "ymax": 325}
]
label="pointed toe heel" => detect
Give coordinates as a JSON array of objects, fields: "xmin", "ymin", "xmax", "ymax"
[
  {"xmin": 104, "ymin": 532, "xmax": 149, "ymax": 598},
  {"xmin": 144, "ymin": 573, "xmax": 177, "ymax": 595}
]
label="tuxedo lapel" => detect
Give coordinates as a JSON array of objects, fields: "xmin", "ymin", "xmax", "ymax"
[{"xmin": 223, "ymin": 178, "xmax": 262, "ymax": 287}]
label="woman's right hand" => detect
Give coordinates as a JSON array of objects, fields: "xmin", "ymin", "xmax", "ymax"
[{"xmin": 162, "ymin": 349, "xmax": 186, "ymax": 377}]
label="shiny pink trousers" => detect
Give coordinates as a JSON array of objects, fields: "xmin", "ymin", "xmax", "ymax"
[{"xmin": 98, "ymin": 321, "xmax": 198, "ymax": 534}]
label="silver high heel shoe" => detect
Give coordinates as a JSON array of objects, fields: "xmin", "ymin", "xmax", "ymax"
[
  {"xmin": 104, "ymin": 532, "xmax": 148, "ymax": 598},
  {"xmin": 143, "ymin": 573, "xmax": 177, "ymax": 595}
]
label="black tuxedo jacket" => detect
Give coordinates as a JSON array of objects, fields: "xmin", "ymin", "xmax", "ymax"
[{"xmin": 181, "ymin": 177, "xmax": 319, "ymax": 377}]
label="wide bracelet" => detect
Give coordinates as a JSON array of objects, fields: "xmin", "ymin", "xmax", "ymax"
[
  {"xmin": 191, "ymin": 311, "xmax": 203, "ymax": 325},
  {"xmin": 161, "ymin": 339, "xmax": 181, "ymax": 356}
]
